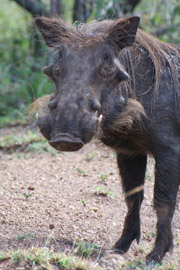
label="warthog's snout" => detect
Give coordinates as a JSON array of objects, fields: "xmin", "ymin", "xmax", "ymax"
[{"xmin": 49, "ymin": 133, "xmax": 84, "ymax": 151}]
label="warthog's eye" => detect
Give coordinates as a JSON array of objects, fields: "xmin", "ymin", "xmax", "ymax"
[
  {"xmin": 49, "ymin": 46, "xmax": 66, "ymax": 78},
  {"xmin": 57, "ymin": 49, "xmax": 64, "ymax": 62},
  {"xmin": 58, "ymin": 51, "xmax": 63, "ymax": 59},
  {"xmin": 52, "ymin": 52, "xmax": 64, "ymax": 77},
  {"xmin": 103, "ymin": 52, "xmax": 111, "ymax": 61},
  {"xmin": 54, "ymin": 45, "xmax": 65, "ymax": 60},
  {"xmin": 98, "ymin": 52, "xmax": 117, "ymax": 80}
]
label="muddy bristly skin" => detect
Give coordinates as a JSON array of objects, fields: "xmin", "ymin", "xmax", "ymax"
[{"xmin": 34, "ymin": 16, "xmax": 180, "ymax": 264}]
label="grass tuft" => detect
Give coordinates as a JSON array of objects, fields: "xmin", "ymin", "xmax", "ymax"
[
  {"xmin": 93, "ymin": 186, "xmax": 115, "ymax": 198},
  {"xmin": 0, "ymin": 248, "xmax": 103, "ymax": 270}
]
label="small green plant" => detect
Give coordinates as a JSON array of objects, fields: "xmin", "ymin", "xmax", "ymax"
[
  {"xmin": 176, "ymin": 239, "xmax": 180, "ymax": 246},
  {"xmin": 17, "ymin": 233, "xmax": 36, "ymax": 241},
  {"xmin": 76, "ymin": 168, "xmax": 86, "ymax": 174},
  {"xmin": 85, "ymin": 150, "xmax": 99, "ymax": 161},
  {"xmin": 0, "ymin": 252, "xmax": 9, "ymax": 262},
  {"xmin": 11, "ymin": 250, "xmax": 22, "ymax": 264},
  {"xmin": 146, "ymin": 175, "xmax": 152, "ymax": 181},
  {"xmin": 81, "ymin": 199, "xmax": 86, "ymax": 207},
  {"xmin": 93, "ymin": 186, "xmax": 115, "ymax": 198},
  {"xmin": 74, "ymin": 241, "xmax": 99, "ymax": 259},
  {"xmin": 125, "ymin": 260, "xmax": 149, "ymax": 270},
  {"xmin": 99, "ymin": 174, "xmax": 108, "ymax": 181},
  {"xmin": 58, "ymin": 257, "xmax": 72, "ymax": 269},
  {"xmin": 145, "ymin": 232, "xmax": 156, "ymax": 241},
  {"xmin": 23, "ymin": 191, "xmax": 33, "ymax": 199}
]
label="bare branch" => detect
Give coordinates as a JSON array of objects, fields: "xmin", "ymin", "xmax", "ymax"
[
  {"xmin": 12, "ymin": 0, "xmax": 49, "ymax": 16},
  {"xmin": 73, "ymin": 0, "xmax": 96, "ymax": 22},
  {"xmin": 121, "ymin": 0, "xmax": 141, "ymax": 14},
  {"xmin": 50, "ymin": 0, "xmax": 62, "ymax": 15}
]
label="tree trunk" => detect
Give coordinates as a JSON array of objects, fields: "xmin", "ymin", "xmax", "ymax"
[
  {"xmin": 99, "ymin": 0, "xmax": 142, "ymax": 19},
  {"xmin": 12, "ymin": 0, "xmax": 48, "ymax": 16},
  {"xmin": 121, "ymin": 0, "xmax": 141, "ymax": 14},
  {"xmin": 73, "ymin": 0, "xmax": 95, "ymax": 22},
  {"xmin": 113, "ymin": 0, "xmax": 142, "ymax": 18},
  {"xmin": 50, "ymin": 0, "xmax": 62, "ymax": 15}
]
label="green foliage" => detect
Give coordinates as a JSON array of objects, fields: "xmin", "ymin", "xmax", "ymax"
[
  {"xmin": 74, "ymin": 241, "xmax": 99, "ymax": 259},
  {"xmin": 93, "ymin": 0, "xmax": 116, "ymax": 20},
  {"xmin": 0, "ymin": 0, "xmax": 53, "ymax": 121},
  {"xmin": 137, "ymin": 0, "xmax": 180, "ymax": 44}
]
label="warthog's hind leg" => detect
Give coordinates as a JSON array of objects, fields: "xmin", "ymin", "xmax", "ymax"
[{"xmin": 146, "ymin": 145, "xmax": 179, "ymax": 264}]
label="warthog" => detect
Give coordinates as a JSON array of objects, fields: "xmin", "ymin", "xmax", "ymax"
[{"xmin": 34, "ymin": 16, "xmax": 180, "ymax": 264}]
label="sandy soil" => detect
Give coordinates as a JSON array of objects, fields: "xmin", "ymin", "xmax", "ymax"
[{"xmin": 0, "ymin": 127, "xmax": 180, "ymax": 269}]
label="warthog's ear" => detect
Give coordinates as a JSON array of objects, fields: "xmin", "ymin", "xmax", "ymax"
[
  {"xmin": 35, "ymin": 17, "xmax": 67, "ymax": 47},
  {"xmin": 107, "ymin": 16, "xmax": 140, "ymax": 49}
]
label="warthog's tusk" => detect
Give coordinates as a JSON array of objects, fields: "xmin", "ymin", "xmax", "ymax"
[
  {"xmin": 98, "ymin": 114, "xmax": 103, "ymax": 124},
  {"xmin": 35, "ymin": 112, "xmax": 40, "ymax": 119}
]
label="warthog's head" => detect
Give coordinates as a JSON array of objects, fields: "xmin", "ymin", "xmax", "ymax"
[{"xmin": 34, "ymin": 16, "xmax": 140, "ymax": 151}]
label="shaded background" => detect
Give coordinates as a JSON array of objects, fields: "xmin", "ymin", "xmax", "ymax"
[{"xmin": 0, "ymin": 0, "xmax": 180, "ymax": 127}]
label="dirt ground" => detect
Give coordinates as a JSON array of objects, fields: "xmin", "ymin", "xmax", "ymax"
[{"xmin": 0, "ymin": 127, "xmax": 180, "ymax": 269}]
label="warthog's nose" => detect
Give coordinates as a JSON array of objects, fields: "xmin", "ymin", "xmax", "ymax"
[{"xmin": 49, "ymin": 133, "xmax": 84, "ymax": 151}]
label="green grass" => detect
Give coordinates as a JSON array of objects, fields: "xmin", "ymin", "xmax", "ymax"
[
  {"xmin": 0, "ymin": 130, "xmax": 40, "ymax": 148},
  {"xmin": 0, "ymin": 247, "xmax": 179, "ymax": 270},
  {"xmin": 0, "ymin": 109, "xmax": 27, "ymax": 128},
  {"xmin": 0, "ymin": 128, "xmax": 57, "ymax": 154},
  {"xmin": 26, "ymin": 140, "xmax": 57, "ymax": 155},
  {"xmin": 99, "ymin": 174, "xmax": 108, "ymax": 181},
  {"xmin": 122, "ymin": 259, "xmax": 179, "ymax": 270},
  {"xmin": 74, "ymin": 241, "xmax": 99, "ymax": 259},
  {"xmin": 0, "ymin": 248, "xmax": 103, "ymax": 270},
  {"xmin": 17, "ymin": 233, "xmax": 36, "ymax": 241}
]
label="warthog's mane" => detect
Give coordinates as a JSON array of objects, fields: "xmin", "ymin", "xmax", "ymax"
[{"xmin": 78, "ymin": 19, "xmax": 179, "ymax": 100}]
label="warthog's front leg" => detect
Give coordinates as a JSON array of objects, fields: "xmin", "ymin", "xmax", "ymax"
[
  {"xmin": 114, "ymin": 154, "xmax": 147, "ymax": 253},
  {"xmin": 146, "ymin": 145, "xmax": 180, "ymax": 264}
]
